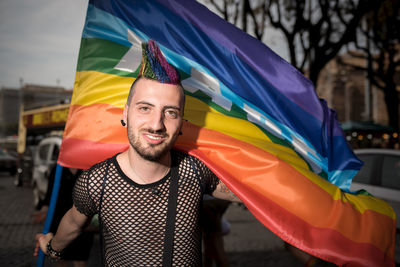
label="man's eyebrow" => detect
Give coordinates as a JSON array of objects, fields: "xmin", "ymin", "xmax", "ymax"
[
  {"xmin": 135, "ymin": 101, "xmax": 154, "ymax": 107},
  {"xmin": 135, "ymin": 101, "xmax": 181, "ymax": 111},
  {"xmin": 163, "ymin": 105, "xmax": 181, "ymax": 111}
]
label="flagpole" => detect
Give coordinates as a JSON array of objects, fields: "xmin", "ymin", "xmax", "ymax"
[{"xmin": 36, "ymin": 164, "xmax": 63, "ymax": 267}]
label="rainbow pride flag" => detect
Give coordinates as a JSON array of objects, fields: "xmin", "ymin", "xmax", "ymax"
[{"xmin": 59, "ymin": 0, "xmax": 396, "ymax": 265}]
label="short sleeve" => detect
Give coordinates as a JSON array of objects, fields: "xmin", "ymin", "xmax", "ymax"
[
  {"xmin": 192, "ymin": 157, "xmax": 220, "ymax": 195},
  {"xmin": 72, "ymin": 169, "xmax": 98, "ymax": 217}
]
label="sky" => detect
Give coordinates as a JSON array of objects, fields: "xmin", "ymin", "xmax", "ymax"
[
  {"xmin": 0, "ymin": 0, "xmax": 89, "ymax": 89},
  {"xmin": 0, "ymin": 0, "xmax": 286, "ymax": 90}
]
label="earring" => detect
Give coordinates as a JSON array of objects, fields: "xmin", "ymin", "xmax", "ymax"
[
  {"xmin": 121, "ymin": 120, "xmax": 126, "ymax": 126},
  {"xmin": 179, "ymin": 131, "xmax": 183, "ymax": 135}
]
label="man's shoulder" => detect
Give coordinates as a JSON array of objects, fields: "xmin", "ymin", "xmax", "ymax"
[
  {"xmin": 172, "ymin": 150, "xmax": 205, "ymax": 169},
  {"xmin": 172, "ymin": 149, "xmax": 193, "ymax": 162},
  {"xmin": 86, "ymin": 154, "xmax": 118, "ymax": 176},
  {"xmin": 172, "ymin": 149, "xmax": 188, "ymax": 159}
]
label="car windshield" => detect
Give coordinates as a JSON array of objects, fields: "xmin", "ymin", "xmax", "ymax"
[
  {"xmin": 381, "ymin": 155, "xmax": 400, "ymax": 190},
  {"xmin": 352, "ymin": 154, "xmax": 375, "ymax": 184}
]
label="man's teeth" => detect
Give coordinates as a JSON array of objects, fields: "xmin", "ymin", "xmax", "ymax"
[{"xmin": 147, "ymin": 135, "xmax": 162, "ymax": 140}]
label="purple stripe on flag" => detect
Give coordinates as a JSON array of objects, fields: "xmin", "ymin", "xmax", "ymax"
[{"xmin": 156, "ymin": 0, "xmax": 323, "ymax": 123}]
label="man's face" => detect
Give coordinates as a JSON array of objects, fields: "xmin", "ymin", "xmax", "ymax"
[{"xmin": 123, "ymin": 78, "xmax": 184, "ymax": 161}]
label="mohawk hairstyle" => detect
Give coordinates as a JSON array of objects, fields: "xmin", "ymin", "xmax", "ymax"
[{"xmin": 137, "ymin": 40, "xmax": 180, "ymax": 84}]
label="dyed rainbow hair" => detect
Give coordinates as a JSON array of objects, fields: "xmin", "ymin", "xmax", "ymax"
[
  {"xmin": 137, "ymin": 40, "xmax": 180, "ymax": 84},
  {"xmin": 126, "ymin": 40, "xmax": 182, "ymax": 106}
]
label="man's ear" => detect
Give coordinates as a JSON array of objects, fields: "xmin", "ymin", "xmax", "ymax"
[{"xmin": 122, "ymin": 104, "xmax": 129, "ymax": 124}]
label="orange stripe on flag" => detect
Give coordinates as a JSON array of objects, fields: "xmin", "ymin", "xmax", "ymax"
[
  {"xmin": 176, "ymin": 121, "xmax": 396, "ymax": 256},
  {"xmin": 64, "ymin": 104, "xmax": 127, "ymax": 144}
]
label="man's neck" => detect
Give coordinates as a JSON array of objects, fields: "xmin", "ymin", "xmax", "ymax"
[{"xmin": 117, "ymin": 148, "xmax": 171, "ymax": 184}]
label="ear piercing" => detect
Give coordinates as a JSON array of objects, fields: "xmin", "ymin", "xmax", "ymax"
[{"xmin": 121, "ymin": 120, "xmax": 126, "ymax": 126}]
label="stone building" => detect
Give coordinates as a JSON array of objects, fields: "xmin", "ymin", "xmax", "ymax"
[
  {"xmin": 317, "ymin": 54, "xmax": 391, "ymax": 124},
  {"xmin": 0, "ymin": 88, "xmax": 20, "ymax": 136},
  {"xmin": 317, "ymin": 53, "xmax": 400, "ymax": 148},
  {"xmin": 0, "ymin": 84, "xmax": 72, "ymax": 137}
]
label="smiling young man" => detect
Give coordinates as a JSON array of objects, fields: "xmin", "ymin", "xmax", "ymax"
[
  {"xmin": 35, "ymin": 40, "xmax": 239, "ymax": 266},
  {"xmin": 119, "ymin": 77, "xmax": 184, "ymax": 184}
]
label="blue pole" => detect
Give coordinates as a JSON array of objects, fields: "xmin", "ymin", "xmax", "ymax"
[{"xmin": 36, "ymin": 164, "xmax": 63, "ymax": 267}]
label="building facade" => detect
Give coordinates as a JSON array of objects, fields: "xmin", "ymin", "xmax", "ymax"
[
  {"xmin": 317, "ymin": 54, "xmax": 400, "ymax": 148},
  {"xmin": 0, "ymin": 84, "xmax": 72, "ymax": 137}
]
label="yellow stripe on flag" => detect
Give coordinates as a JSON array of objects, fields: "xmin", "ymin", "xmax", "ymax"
[
  {"xmin": 185, "ymin": 95, "xmax": 312, "ymax": 174},
  {"xmin": 184, "ymin": 96, "xmax": 396, "ymax": 218},
  {"xmin": 72, "ymin": 71, "xmax": 134, "ymax": 108}
]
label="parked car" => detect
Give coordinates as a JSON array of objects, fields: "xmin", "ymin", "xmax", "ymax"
[
  {"xmin": 31, "ymin": 136, "xmax": 62, "ymax": 209},
  {"xmin": 350, "ymin": 148, "xmax": 400, "ymax": 229},
  {"xmin": 0, "ymin": 148, "xmax": 17, "ymax": 175}
]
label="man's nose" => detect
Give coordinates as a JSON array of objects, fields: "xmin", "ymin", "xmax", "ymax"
[{"xmin": 148, "ymin": 111, "xmax": 166, "ymax": 131}]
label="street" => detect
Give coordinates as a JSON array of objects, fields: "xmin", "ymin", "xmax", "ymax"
[
  {"xmin": 0, "ymin": 170, "xmax": 300, "ymax": 267},
  {"xmin": 0, "ymin": 171, "xmax": 398, "ymax": 266},
  {"xmin": 0, "ymin": 172, "xmax": 42, "ymax": 266}
]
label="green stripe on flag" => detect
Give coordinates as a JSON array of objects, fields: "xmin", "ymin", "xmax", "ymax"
[{"xmin": 77, "ymin": 38, "xmax": 137, "ymax": 77}]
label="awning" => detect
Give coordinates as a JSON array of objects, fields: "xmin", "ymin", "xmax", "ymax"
[{"xmin": 341, "ymin": 121, "xmax": 393, "ymax": 132}]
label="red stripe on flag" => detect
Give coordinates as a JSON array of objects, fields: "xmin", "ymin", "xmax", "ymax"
[
  {"xmin": 58, "ymin": 137, "xmax": 128, "ymax": 169},
  {"xmin": 194, "ymin": 158, "xmax": 395, "ymax": 266}
]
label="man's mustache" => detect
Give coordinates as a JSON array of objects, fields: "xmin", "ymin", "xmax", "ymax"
[{"xmin": 141, "ymin": 128, "xmax": 168, "ymax": 137}]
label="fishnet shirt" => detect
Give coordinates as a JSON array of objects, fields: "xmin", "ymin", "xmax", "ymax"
[{"xmin": 73, "ymin": 150, "xmax": 220, "ymax": 266}]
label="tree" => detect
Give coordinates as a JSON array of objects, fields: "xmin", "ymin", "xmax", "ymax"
[
  {"xmin": 202, "ymin": 0, "xmax": 268, "ymax": 40},
  {"xmin": 202, "ymin": 0, "xmax": 378, "ymax": 87},
  {"xmin": 343, "ymin": 0, "xmax": 400, "ymax": 131}
]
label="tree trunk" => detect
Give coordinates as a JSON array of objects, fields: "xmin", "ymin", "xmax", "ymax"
[
  {"xmin": 309, "ymin": 58, "xmax": 325, "ymax": 88},
  {"xmin": 309, "ymin": 67, "xmax": 320, "ymax": 88},
  {"xmin": 383, "ymin": 84, "xmax": 399, "ymax": 132}
]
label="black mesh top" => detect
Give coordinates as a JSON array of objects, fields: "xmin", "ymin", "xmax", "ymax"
[{"xmin": 73, "ymin": 150, "xmax": 220, "ymax": 266}]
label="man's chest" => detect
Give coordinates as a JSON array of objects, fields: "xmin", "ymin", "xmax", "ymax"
[{"xmin": 100, "ymin": 174, "xmax": 203, "ymax": 233}]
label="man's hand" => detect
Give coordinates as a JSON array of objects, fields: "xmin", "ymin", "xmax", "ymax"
[
  {"xmin": 212, "ymin": 181, "xmax": 241, "ymax": 202},
  {"xmin": 33, "ymin": 205, "xmax": 92, "ymax": 258},
  {"xmin": 33, "ymin": 232, "xmax": 53, "ymax": 257}
]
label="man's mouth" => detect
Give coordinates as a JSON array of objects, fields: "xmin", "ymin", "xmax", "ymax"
[
  {"xmin": 147, "ymin": 135, "xmax": 162, "ymax": 140},
  {"xmin": 142, "ymin": 132, "xmax": 167, "ymax": 144}
]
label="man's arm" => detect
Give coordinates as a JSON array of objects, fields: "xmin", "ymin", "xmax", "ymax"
[
  {"xmin": 212, "ymin": 181, "xmax": 241, "ymax": 202},
  {"xmin": 34, "ymin": 205, "xmax": 92, "ymax": 258}
]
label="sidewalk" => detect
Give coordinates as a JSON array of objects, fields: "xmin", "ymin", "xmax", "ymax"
[
  {"xmin": 0, "ymin": 172, "xmax": 301, "ymax": 267},
  {"xmin": 0, "ymin": 173, "xmax": 42, "ymax": 267}
]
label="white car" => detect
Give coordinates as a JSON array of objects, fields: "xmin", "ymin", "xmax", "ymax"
[
  {"xmin": 31, "ymin": 136, "xmax": 62, "ymax": 209},
  {"xmin": 350, "ymin": 148, "xmax": 400, "ymax": 229}
]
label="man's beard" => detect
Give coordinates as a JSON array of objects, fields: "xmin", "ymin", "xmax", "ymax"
[{"xmin": 127, "ymin": 122, "xmax": 177, "ymax": 162}]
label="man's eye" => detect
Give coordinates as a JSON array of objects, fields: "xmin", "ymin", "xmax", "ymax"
[
  {"xmin": 165, "ymin": 110, "xmax": 178, "ymax": 118},
  {"xmin": 139, "ymin": 106, "xmax": 150, "ymax": 112}
]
